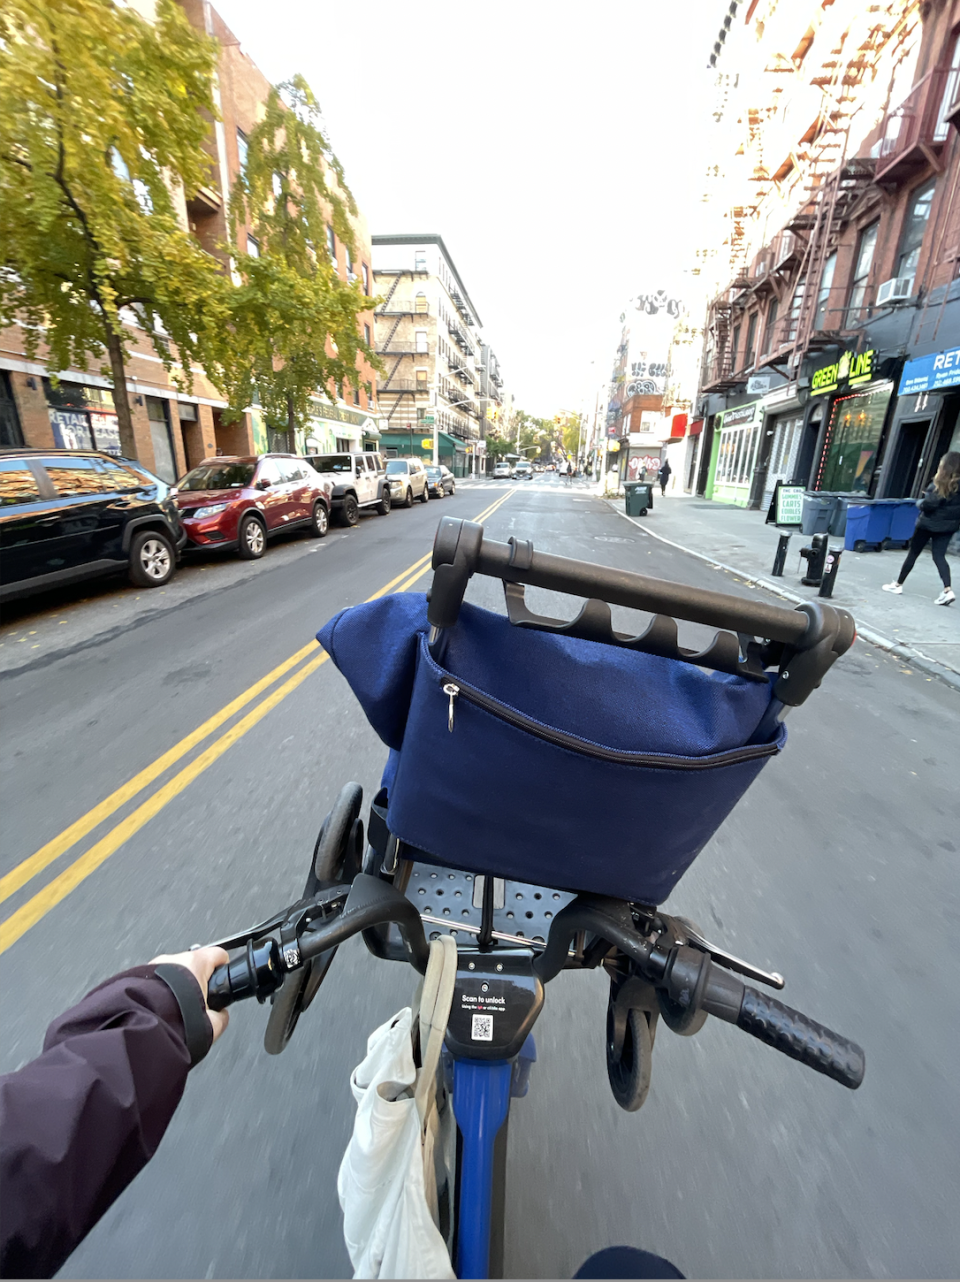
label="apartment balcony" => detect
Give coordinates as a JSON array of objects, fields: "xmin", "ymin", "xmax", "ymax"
[
  {"xmin": 378, "ymin": 379, "xmax": 427, "ymax": 395},
  {"xmin": 875, "ymin": 67, "xmax": 954, "ymax": 186},
  {"xmin": 186, "ymin": 185, "xmax": 222, "ymax": 220},
  {"xmin": 375, "ymin": 341, "xmax": 428, "ymax": 355},
  {"xmin": 378, "ymin": 299, "xmax": 430, "ymax": 316},
  {"xmin": 447, "ymin": 319, "xmax": 470, "ymax": 352}
]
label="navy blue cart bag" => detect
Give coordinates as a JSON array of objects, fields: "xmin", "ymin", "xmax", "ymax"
[{"xmin": 318, "ymin": 519, "xmax": 854, "ymax": 906}]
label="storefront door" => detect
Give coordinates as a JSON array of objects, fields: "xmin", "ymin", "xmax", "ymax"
[{"xmin": 885, "ymin": 418, "xmax": 932, "ymax": 497}]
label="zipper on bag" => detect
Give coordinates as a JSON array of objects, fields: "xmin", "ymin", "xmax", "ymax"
[{"xmin": 436, "ymin": 674, "xmax": 779, "ymax": 770}]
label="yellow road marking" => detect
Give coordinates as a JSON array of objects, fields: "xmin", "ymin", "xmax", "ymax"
[
  {"xmin": 0, "ymin": 486, "xmax": 518, "ymax": 951},
  {"xmin": 0, "ymin": 653, "xmax": 328, "ymax": 954},
  {"xmin": 0, "ymin": 639, "xmax": 319, "ymax": 906}
]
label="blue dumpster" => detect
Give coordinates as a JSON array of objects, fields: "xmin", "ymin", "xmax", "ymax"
[
  {"xmin": 844, "ymin": 502, "xmax": 894, "ymax": 551},
  {"xmin": 886, "ymin": 500, "xmax": 918, "ymax": 548}
]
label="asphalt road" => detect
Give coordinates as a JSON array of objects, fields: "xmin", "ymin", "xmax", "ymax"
[{"xmin": 1, "ymin": 480, "xmax": 958, "ymax": 1279}]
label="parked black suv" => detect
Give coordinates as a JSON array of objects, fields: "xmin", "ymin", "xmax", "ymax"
[{"xmin": 0, "ymin": 449, "xmax": 185, "ymax": 602}]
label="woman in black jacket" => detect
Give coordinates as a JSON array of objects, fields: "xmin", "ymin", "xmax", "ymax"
[{"xmin": 883, "ymin": 451, "xmax": 960, "ymax": 605}]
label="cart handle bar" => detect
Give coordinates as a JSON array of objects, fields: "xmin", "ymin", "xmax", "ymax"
[{"xmin": 428, "ymin": 517, "xmax": 856, "ymax": 707}]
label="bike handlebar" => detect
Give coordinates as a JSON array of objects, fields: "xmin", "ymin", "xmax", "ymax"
[{"xmin": 208, "ymin": 883, "xmax": 865, "ymax": 1088}]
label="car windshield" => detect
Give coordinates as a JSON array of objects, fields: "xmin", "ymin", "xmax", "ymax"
[
  {"xmin": 385, "ymin": 460, "xmax": 409, "ymax": 474},
  {"xmin": 309, "ymin": 455, "xmax": 353, "ymax": 473},
  {"xmin": 425, "ymin": 467, "xmax": 441, "ymax": 477},
  {"xmin": 179, "ymin": 463, "xmax": 255, "ymax": 491}
]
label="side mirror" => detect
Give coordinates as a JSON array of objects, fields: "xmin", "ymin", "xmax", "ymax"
[{"xmin": 257, "ymin": 478, "xmax": 272, "ymax": 490}]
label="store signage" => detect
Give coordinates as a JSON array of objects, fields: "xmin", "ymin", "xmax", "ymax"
[
  {"xmin": 765, "ymin": 481, "xmax": 805, "ymax": 528},
  {"xmin": 747, "ymin": 374, "xmax": 772, "ymax": 394},
  {"xmin": 721, "ymin": 402, "xmax": 757, "ymax": 427},
  {"xmin": 89, "ymin": 411, "xmax": 121, "ymax": 455},
  {"xmin": 763, "ymin": 381, "xmax": 798, "ymax": 409},
  {"xmin": 898, "ymin": 345, "xmax": 960, "ymax": 395},
  {"xmin": 811, "ymin": 348, "xmax": 876, "ymax": 396},
  {"xmin": 50, "ymin": 409, "xmax": 93, "ymax": 451}
]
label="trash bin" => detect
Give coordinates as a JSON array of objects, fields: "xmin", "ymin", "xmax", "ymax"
[
  {"xmin": 801, "ymin": 494, "xmax": 835, "ymax": 535},
  {"xmin": 844, "ymin": 502, "xmax": 894, "ymax": 551},
  {"xmin": 829, "ymin": 496, "xmax": 851, "ymax": 536},
  {"xmin": 625, "ymin": 482, "xmax": 653, "ymax": 517},
  {"xmin": 886, "ymin": 500, "xmax": 918, "ymax": 549}
]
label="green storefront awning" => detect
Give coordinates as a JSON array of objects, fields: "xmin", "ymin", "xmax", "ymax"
[{"xmin": 379, "ymin": 429, "xmax": 467, "ymax": 455}]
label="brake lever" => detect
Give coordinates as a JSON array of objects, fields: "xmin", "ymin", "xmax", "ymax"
[
  {"xmin": 673, "ymin": 916, "xmax": 784, "ymax": 990},
  {"xmin": 208, "ymin": 885, "xmax": 350, "ymax": 955}
]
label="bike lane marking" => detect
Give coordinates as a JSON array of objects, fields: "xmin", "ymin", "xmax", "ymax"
[{"xmin": 0, "ymin": 491, "xmax": 515, "ymax": 952}]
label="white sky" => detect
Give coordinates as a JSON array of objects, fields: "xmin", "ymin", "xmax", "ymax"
[{"xmin": 215, "ymin": 0, "xmax": 718, "ymax": 416}]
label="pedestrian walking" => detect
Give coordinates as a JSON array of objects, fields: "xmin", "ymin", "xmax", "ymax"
[
  {"xmin": 658, "ymin": 459, "xmax": 672, "ymax": 496},
  {"xmin": 882, "ymin": 451, "xmax": 960, "ymax": 605}
]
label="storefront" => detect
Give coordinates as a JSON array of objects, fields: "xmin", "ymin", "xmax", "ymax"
[
  {"xmin": 379, "ymin": 427, "xmax": 469, "ymax": 475},
  {"xmin": 876, "ymin": 344, "xmax": 960, "ymax": 497},
  {"xmin": 45, "ymin": 380, "xmax": 121, "ymax": 456},
  {"xmin": 806, "ymin": 348, "xmax": 894, "ymax": 495},
  {"xmin": 753, "ymin": 383, "xmax": 803, "ymax": 510},
  {"xmin": 273, "ymin": 399, "xmax": 381, "ymax": 457},
  {"xmin": 706, "ymin": 399, "xmax": 764, "ymax": 505}
]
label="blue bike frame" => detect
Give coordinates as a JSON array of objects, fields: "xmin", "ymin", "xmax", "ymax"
[{"xmin": 450, "ymin": 1036, "xmax": 537, "ymax": 1279}]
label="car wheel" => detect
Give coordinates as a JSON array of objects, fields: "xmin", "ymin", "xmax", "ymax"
[
  {"xmin": 311, "ymin": 500, "xmax": 329, "ymax": 538},
  {"xmin": 377, "ymin": 487, "xmax": 392, "ymax": 516},
  {"xmin": 418, "ymin": 485, "xmax": 429, "ymax": 504},
  {"xmin": 403, "ymin": 487, "xmax": 413, "ymax": 508},
  {"xmin": 238, "ymin": 514, "xmax": 266, "ymax": 559},
  {"xmin": 340, "ymin": 494, "xmax": 360, "ymax": 527},
  {"xmin": 449, "ymin": 482, "xmax": 456, "ymax": 495},
  {"xmin": 128, "ymin": 529, "xmax": 175, "ymax": 588}
]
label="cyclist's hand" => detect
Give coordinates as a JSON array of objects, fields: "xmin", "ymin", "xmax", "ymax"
[{"xmin": 149, "ymin": 946, "xmax": 230, "ymax": 1043}]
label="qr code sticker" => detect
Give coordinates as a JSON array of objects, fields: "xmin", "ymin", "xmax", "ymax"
[{"xmin": 471, "ymin": 1013, "xmax": 494, "ymax": 1042}]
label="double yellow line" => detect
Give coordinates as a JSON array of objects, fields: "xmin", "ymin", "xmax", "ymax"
[{"xmin": 0, "ymin": 488, "xmax": 517, "ymax": 954}]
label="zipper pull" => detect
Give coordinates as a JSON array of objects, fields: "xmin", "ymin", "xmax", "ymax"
[{"xmin": 442, "ymin": 682, "xmax": 460, "ymax": 732}]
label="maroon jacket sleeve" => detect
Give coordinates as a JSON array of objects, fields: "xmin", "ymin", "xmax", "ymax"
[{"xmin": 0, "ymin": 964, "xmax": 212, "ymax": 1279}]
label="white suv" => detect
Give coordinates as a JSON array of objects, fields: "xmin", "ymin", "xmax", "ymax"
[
  {"xmin": 493, "ymin": 461, "xmax": 512, "ymax": 479},
  {"xmin": 384, "ymin": 457, "xmax": 430, "ymax": 506},
  {"xmin": 304, "ymin": 452, "xmax": 393, "ymax": 525}
]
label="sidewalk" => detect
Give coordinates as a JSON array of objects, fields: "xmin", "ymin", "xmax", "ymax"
[{"xmin": 609, "ymin": 489, "xmax": 960, "ymax": 685}]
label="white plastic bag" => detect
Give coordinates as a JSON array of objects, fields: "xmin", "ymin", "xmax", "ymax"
[{"xmin": 338, "ymin": 935, "xmax": 458, "ymax": 1279}]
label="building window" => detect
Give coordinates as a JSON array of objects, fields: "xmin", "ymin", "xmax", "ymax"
[
  {"xmin": 415, "ymin": 292, "xmax": 428, "ymax": 314},
  {"xmin": 762, "ymin": 297, "xmax": 779, "ymax": 354},
  {"xmin": 731, "ymin": 322, "xmax": 741, "ymax": 369},
  {"xmin": 846, "ymin": 222, "xmax": 878, "ymax": 326},
  {"xmin": 814, "ymin": 252, "xmax": 837, "ymax": 330},
  {"xmin": 327, "ymin": 224, "xmax": 337, "ymax": 265},
  {"xmin": 364, "ymin": 323, "xmax": 371, "ymax": 346},
  {"xmin": 237, "ymin": 129, "xmax": 249, "ymax": 175},
  {"xmin": 416, "ymin": 369, "xmax": 429, "ymax": 390},
  {"xmin": 897, "ymin": 180, "xmax": 936, "ymax": 283},
  {"xmin": 362, "ymin": 263, "xmax": 370, "ymax": 293},
  {"xmin": 415, "ymin": 250, "xmax": 427, "ymax": 272},
  {"xmin": 415, "ymin": 329, "xmax": 428, "ymax": 354},
  {"xmin": 345, "ymin": 245, "xmax": 353, "ymax": 277},
  {"xmin": 336, "ymin": 381, "xmax": 343, "ymax": 400},
  {"xmin": 353, "ymin": 385, "xmax": 360, "ymax": 406},
  {"xmin": 246, "ymin": 235, "xmax": 259, "ymax": 258},
  {"xmin": 786, "ymin": 275, "xmax": 806, "ymax": 341},
  {"xmin": 743, "ymin": 312, "xmax": 758, "ymax": 368}
]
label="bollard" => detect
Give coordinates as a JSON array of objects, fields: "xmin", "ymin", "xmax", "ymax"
[
  {"xmin": 771, "ymin": 532, "xmax": 791, "ymax": 577},
  {"xmin": 799, "ymin": 533, "xmax": 828, "ymax": 587},
  {"xmin": 819, "ymin": 547, "xmax": 842, "ymax": 598}
]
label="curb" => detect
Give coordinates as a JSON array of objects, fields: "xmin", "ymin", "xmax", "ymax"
[{"xmin": 608, "ymin": 499, "xmax": 960, "ymax": 695}]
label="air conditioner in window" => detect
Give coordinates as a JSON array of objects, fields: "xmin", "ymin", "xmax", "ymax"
[{"xmin": 876, "ymin": 276, "xmax": 913, "ymax": 305}]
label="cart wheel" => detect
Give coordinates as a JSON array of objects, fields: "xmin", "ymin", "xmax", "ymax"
[
  {"xmin": 606, "ymin": 1003, "xmax": 653, "ymax": 1112},
  {"xmin": 656, "ymin": 989, "xmax": 708, "ymax": 1037},
  {"xmin": 854, "ymin": 539, "xmax": 866, "ymax": 552},
  {"xmin": 639, "ymin": 507, "xmax": 648, "ymax": 517},
  {"xmin": 264, "ymin": 783, "xmax": 363, "ymax": 1055}
]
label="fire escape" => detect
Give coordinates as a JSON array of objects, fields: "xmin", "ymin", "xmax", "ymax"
[{"xmin": 374, "ymin": 271, "xmax": 431, "ymax": 424}]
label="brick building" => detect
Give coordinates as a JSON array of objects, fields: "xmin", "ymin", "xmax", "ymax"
[
  {"xmin": 371, "ymin": 234, "xmax": 486, "ymax": 477},
  {"xmin": 693, "ymin": 0, "xmax": 960, "ymax": 511},
  {"xmin": 0, "ymin": 0, "xmax": 378, "ymax": 480}
]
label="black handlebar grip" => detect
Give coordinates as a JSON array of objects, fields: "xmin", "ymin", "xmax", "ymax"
[
  {"xmin": 737, "ymin": 985, "xmax": 865, "ymax": 1089},
  {"xmin": 207, "ymin": 939, "xmax": 283, "ymax": 1011}
]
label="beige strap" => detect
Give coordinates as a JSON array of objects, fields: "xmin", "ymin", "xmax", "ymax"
[{"xmin": 415, "ymin": 934, "xmax": 458, "ymax": 1125}]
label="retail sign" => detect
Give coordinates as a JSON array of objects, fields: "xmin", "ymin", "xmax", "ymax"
[
  {"xmin": 720, "ymin": 402, "xmax": 757, "ymax": 428},
  {"xmin": 898, "ymin": 345, "xmax": 960, "ymax": 395},
  {"xmin": 765, "ymin": 480, "xmax": 805, "ymax": 528},
  {"xmin": 49, "ymin": 409, "xmax": 93, "ymax": 451},
  {"xmin": 89, "ymin": 411, "xmax": 121, "ymax": 455},
  {"xmin": 763, "ymin": 381, "xmax": 797, "ymax": 409},
  {"xmin": 747, "ymin": 374, "xmax": 772, "ymax": 394},
  {"xmin": 811, "ymin": 348, "xmax": 876, "ymax": 396}
]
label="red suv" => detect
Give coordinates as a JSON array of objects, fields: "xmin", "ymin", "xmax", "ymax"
[{"xmin": 174, "ymin": 454, "xmax": 333, "ymax": 559}]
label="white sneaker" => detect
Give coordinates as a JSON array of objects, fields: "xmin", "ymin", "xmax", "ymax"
[
  {"xmin": 934, "ymin": 587, "xmax": 955, "ymax": 606},
  {"xmin": 881, "ymin": 582, "xmax": 903, "ymax": 594}
]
